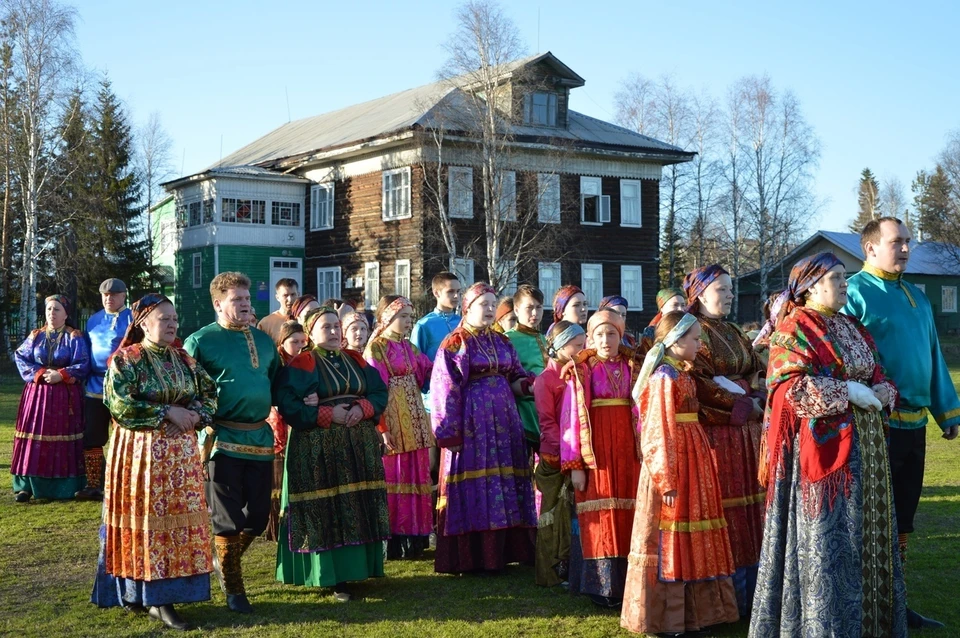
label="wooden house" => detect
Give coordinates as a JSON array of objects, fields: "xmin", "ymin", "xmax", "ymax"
[{"xmin": 163, "ymin": 53, "xmax": 694, "ymax": 334}]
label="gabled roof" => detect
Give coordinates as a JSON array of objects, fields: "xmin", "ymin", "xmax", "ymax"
[
  {"xmin": 164, "ymin": 52, "xmax": 692, "ymax": 188},
  {"xmin": 761, "ymin": 230, "xmax": 960, "ymax": 277}
]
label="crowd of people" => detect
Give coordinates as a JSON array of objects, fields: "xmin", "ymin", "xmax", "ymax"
[{"xmin": 9, "ymin": 216, "xmax": 957, "ymax": 636}]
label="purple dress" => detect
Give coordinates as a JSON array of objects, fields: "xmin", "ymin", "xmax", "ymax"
[
  {"xmin": 431, "ymin": 325, "xmax": 537, "ymax": 573},
  {"xmin": 11, "ymin": 326, "xmax": 90, "ymax": 499}
]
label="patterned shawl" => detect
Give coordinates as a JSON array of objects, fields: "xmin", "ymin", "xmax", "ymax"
[{"xmin": 683, "ymin": 264, "xmax": 728, "ymax": 314}]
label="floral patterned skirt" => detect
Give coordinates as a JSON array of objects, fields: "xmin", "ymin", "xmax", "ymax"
[{"xmin": 102, "ymin": 425, "xmax": 212, "ymax": 581}]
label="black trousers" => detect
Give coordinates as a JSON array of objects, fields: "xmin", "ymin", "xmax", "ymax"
[
  {"xmin": 83, "ymin": 397, "xmax": 111, "ymax": 448},
  {"xmin": 207, "ymin": 454, "xmax": 273, "ymax": 537},
  {"xmin": 888, "ymin": 427, "xmax": 926, "ymax": 535}
]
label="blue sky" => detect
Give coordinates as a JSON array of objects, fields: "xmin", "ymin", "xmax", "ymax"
[{"xmin": 74, "ymin": 0, "xmax": 959, "ymax": 232}]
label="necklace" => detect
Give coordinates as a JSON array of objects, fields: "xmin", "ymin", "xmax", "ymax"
[
  {"xmin": 44, "ymin": 327, "xmax": 65, "ymax": 367},
  {"xmin": 142, "ymin": 340, "xmax": 189, "ymax": 405},
  {"xmin": 470, "ymin": 327, "xmax": 500, "ymax": 372},
  {"xmin": 597, "ymin": 355, "xmax": 627, "ymax": 397},
  {"xmin": 317, "ymin": 349, "xmax": 352, "ymax": 389}
]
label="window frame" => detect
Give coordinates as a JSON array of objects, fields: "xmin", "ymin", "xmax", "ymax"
[
  {"xmin": 524, "ymin": 91, "xmax": 558, "ymax": 127},
  {"xmin": 580, "ymin": 176, "xmax": 610, "ymax": 225},
  {"xmin": 221, "ymin": 197, "xmax": 266, "ymax": 224},
  {"xmin": 364, "ymin": 262, "xmax": 380, "ymax": 310},
  {"xmin": 620, "ymin": 265, "xmax": 644, "ymax": 311},
  {"xmin": 619, "ymin": 179, "xmax": 642, "ymax": 228},
  {"xmin": 450, "ymin": 257, "xmax": 475, "ymax": 287},
  {"xmin": 538, "ymin": 262, "xmax": 561, "ymax": 299},
  {"xmin": 942, "ymin": 285, "xmax": 957, "ymax": 313},
  {"xmin": 270, "ymin": 200, "xmax": 302, "ymax": 227},
  {"xmin": 395, "ymin": 259, "xmax": 411, "ymax": 298},
  {"xmin": 191, "ymin": 253, "xmax": 202, "ymax": 288},
  {"xmin": 448, "ymin": 166, "xmax": 474, "ymax": 219},
  {"xmin": 537, "ymin": 173, "xmax": 561, "ymax": 224},
  {"xmin": 580, "ymin": 262, "xmax": 603, "ymax": 309},
  {"xmin": 316, "ymin": 266, "xmax": 342, "ymax": 301},
  {"xmin": 310, "ymin": 183, "xmax": 334, "ymax": 231},
  {"xmin": 382, "ymin": 167, "xmax": 412, "ymax": 221}
]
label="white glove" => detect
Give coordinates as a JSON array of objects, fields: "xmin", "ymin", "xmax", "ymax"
[
  {"xmin": 846, "ymin": 380, "xmax": 882, "ymax": 412},
  {"xmin": 713, "ymin": 376, "xmax": 746, "ymax": 395}
]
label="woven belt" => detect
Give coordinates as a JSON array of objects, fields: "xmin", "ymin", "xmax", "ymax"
[
  {"xmin": 215, "ymin": 419, "xmax": 268, "ymax": 431},
  {"xmin": 676, "ymin": 412, "xmax": 698, "ymax": 423},
  {"xmin": 591, "ymin": 399, "xmax": 630, "ymax": 408}
]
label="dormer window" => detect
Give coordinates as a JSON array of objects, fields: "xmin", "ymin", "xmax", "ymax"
[{"xmin": 524, "ymin": 92, "xmax": 558, "ymax": 127}]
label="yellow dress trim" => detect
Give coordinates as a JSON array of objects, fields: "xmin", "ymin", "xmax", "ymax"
[
  {"xmin": 675, "ymin": 412, "xmax": 699, "ymax": 423},
  {"xmin": 444, "ymin": 466, "xmax": 532, "ymax": 485},
  {"xmin": 288, "ymin": 480, "xmax": 387, "ymax": 503},
  {"xmin": 591, "ymin": 398, "xmax": 631, "ymax": 407},
  {"xmin": 576, "ymin": 497, "xmax": 636, "ymax": 513},
  {"xmin": 659, "ymin": 516, "xmax": 728, "ymax": 532},
  {"xmin": 722, "ymin": 492, "xmax": 766, "ymax": 508},
  {"xmin": 14, "ymin": 431, "xmax": 83, "ymax": 442}
]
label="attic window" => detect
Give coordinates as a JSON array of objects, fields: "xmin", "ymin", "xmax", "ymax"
[{"xmin": 524, "ymin": 92, "xmax": 557, "ymax": 127}]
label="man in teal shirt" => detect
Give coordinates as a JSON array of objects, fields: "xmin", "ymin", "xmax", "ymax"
[
  {"xmin": 184, "ymin": 272, "xmax": 280, "ymax": 614},
  {"xmin": 843, "ymin": 217, "xmax": 960, "ymax": 630}
]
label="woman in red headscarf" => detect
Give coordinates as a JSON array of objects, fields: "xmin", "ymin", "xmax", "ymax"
[
  {"xmin": 683, "ymin": 264, "xmax": 766, "ymax": 616},
  {"xmin": 431, "ymin": 283, "xmax": 538, "ymax": 574},
  {"xmin": 11, "ymin": 294, "xmax": 90, "ymax": 502},
  {"xmin": 560, "ymin": 309, "xmax": 641, "ymax": 607}
]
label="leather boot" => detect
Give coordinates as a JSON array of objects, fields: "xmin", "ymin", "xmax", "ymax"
[
  {"xmin": 238, "ymin": 530, "xmax": 257, "ymax": 555},
  {"xmin": 148, "ymin": 604, "xmax": 191, "ymax": 631},
  {"xmin": 214, "ymin": 535, "xmax": 253, "ymax": 613}
]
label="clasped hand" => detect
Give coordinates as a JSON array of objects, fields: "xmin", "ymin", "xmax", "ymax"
[
  {"xmin": 332, "ymin": 404, "xmax": 364, "ymax": 427},
  {"xmin": 165, "ymin": 405, "xmax": 200, "ymax": 434},
  {"xmin": 41, "ymin": 369, "xmax": 63, "ymax": 384}
]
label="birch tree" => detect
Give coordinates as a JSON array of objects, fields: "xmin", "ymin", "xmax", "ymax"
[
  {"xmin": 3, "ymin": 0, "xmax": 78, "ymax": 334},
  {"xmin": 135, "ymin": 110, "xmax": 173, "ymax": 278}
]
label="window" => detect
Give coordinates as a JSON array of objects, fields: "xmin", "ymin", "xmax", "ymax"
[
  {"xmin": 448, "ymin": 167, "xmax": 473, "ymax": 219},
  {"xmin": 364, "ymin": 262, "xmax": 380, "ymax": 310},
  {"xmin": 580, "ymin": 176, "xmax": 610, "ymax": 225},
  {"xmin": 221, "ymin": 198, "xmax": 266, "ymax": 224},
  {"xmin": 316, "ymin": 266, "xmax": 341, "ymax": 301},
  {"xmin": 581, "ymin": 263, "xmax": 603, "ymax": 309},
  {"xmin": 450, "ymin": 257, "xmax": 475, "ymax": 287},
  {"xmin": 524, "ymin": 92, "xmax": 558, "ymax": 127},
  {"xmin": 620, "ymin": 179, "xmax": 641, "ymax": 227},
  {"xmin": 202, "ymin": 199, "xmax": 214, "ymax": 224},
  {"xmin": 382, "ymin": 167, "xmax": 411, "ymax": 220},
  {"xmin": 498, "ymin": 171, "xmax": 516, "ymax": 221},
  {"xmin": 620, "ymin": 265, "xmax": 643, "ymax": 311},
  {"xmin": 271, "ymin": 201, "xmax": 301, "ymax": 227},
  {"xmin": 395, "ymin": 259, "xmax": 411, "ymax": 298},
  {"xmin": 538, "ymin": 173, "xmax": 560, "ymax": 223},
  {"xmin": 497, "ymin": 259, "xmax": 518, "ymax": 296},
  {"xmin": 943, "ymin": 286, "xmax": 957, "ymax": 313},
  {"xmin": 188, "ymin": 201, "xmax": 201, "ymax": 226},
  {"xmin": 176, "ymin": 204, "xmax": 187, "ymax": 228},
  {"xmin": 538, "ymin": 262, "xmax": 561, "ymax": 299},
  {"xmin": 191, "ymin": 253, "xmax": 202, "ymax": 288},
  {"xmin": 311, "ymin": 183, "xmax": 334, "ymax": 230}
]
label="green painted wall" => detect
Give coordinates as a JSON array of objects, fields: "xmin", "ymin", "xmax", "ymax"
[
  {"xmin": 909, "ymin": 274, "xmax": 960, "ymax": 335},
  {"xmin": 174, "ymin": 245, "xmax": 305, "ymax": 338},
  {"xmin": 151, "ymin": 198, "xmax": 177, "ymax": 304}
]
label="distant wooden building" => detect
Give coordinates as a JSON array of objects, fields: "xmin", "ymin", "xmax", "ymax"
[
  {"xmin": 163, "ymin": 53, "xmax": 694, "ymax": 335},
  {"xmin": 736, "ymin": 230, "xmax": 960, "ymax": 335}
]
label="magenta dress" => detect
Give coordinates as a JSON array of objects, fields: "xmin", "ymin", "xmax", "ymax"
[
  {"xmin": 365, "ymin": 335, "xmax": 435, "ymax": 540},
  {"xmin": 431, "ymin": 325, "xmax": 537, "ymax": 573},
  {"xmin": 11, "ymin": 326, "xmax": 90, "ymax": 499}
]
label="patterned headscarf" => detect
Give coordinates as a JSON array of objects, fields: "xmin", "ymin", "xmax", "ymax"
[
  {"xmin": 552, "ymin": 285, "xmax": 584, "ymax": 321},
  {"xmin": 44, "ymin": 294, "xmax": 70, "ymax": 316},
  {"xmin": 587, "ymin": 308, "xmax": 625, "ymax": 339},
  {"xmin": 288, "ymin": 294, "xmax": 319, "ymax": 321},
  {"xmin": 119, "ymin": 293, "xmax": 171, "ymax": 349},
  {"xmin": 599, "ymin": 295, "xmax": 629, "ymax": 312},
  {"xmin": 302, "ymin": 306, "xmax": 338, "ymax": 342},
  {"xmin": 367, "ymin": 297, "xmax": 409, "ymax": 343},
  {"xmin": 683, "ymin": 264, "xmax": 729, "ymax": 313},
  {"xmin": 461, "ymin": 282, "xmax": 496, "ymax": 319},
  {"xmin": 632, "ymin": 313, "xmax": 698, "ymax": 401},
  {"xmin": 656, "ymin": 287, "xmax": 685, "ymax": 310}
]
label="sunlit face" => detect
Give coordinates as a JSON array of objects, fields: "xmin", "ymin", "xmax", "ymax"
[
  {"xmin": 607, "ymin": 304, "xmax": 628, "ymax": 319},
  {"xmin": 215, "ymin": 287, "xmax": 251, "ymax": 325},
  {"xmin": 142, "ymin": 302, "xmax": 178, "ymax": 347},
  {"xmin": 435, "ymin": 280, "xmax": 462, "ymax": 312},
  {"xmin": 807, "ymin": 265, "xmax": 848, "ymax": 312},
  {"xmin": 865, "ymin": 220, "xmax": 911, "ymax": 274},
  {"xmin": 387, "ymin": 306, "xmax": 414, "ymax": 336},
  {"xmin": 281, "ymin": 331, "xmax": 307, "ymax": 357},
  {"xmin": 345, "ymin": 318, "xmax": 370, "ymax": 350},
  {"xmin": 557, "ymin": 333, "xmax": 586, "ymax": 363},
  {"xmin": 296, "ymin": 300, "xmax": 320, "ymax": 322},
  {"xmin": 661, "ymin": 295, "xmax": 685, "ymax": 314},
  {"xmin": 516, "ymin": 296, "xmax": 544, "ymax": 329},
  {"xmin": 101, "ymin": 292, "xmax": 126, "ymax": 314},
  {"xmin": 311, "ymin": 313, "xmax": 342, "ymax": 351},
  {"xmin": 498, "ymin": 312, "xmax": 518, "ymax": 332},
  {"xmin": 45, "ymin": 300, "xmax": 66, "ymax": 329},
  {"xmin": 698, "ymin": 275, "xmax": 733, "ymax": 319},
  {"xmin": 563, "ymin": 293, "xmax": 588, "ymax": 325},
  {"xmin": 667, "ymin": 320, "xmax": 701, "ymax": 363},
  {"xmin": 592, "ymin": 324, "xmax": 620, "ymax": 360},
  {"xmin": 275, "ymin": 285, "xmax": 298, "ymax": 313},
  {"xmin": 466, "ymin": 292, "xmax": 497, "ymax": 329}
]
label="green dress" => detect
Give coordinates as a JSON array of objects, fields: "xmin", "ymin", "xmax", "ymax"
[
  {"xmin": 505, "ymin": 325, "xmax": 547, "ymax": 446},
  {"xmin": 273, "ymin": 347, "xmax": 390, "ymax": 587}
]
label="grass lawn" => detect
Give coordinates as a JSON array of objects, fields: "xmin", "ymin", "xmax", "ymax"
[{"xmin": 2, "ymin": 369, "xmax": 959, "ymax": 637}]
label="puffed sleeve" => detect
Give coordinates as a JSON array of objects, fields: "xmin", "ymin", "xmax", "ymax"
[
  {"xmin": 14, "ymin": 332, "xmax": 44, "ymax": 383},
  {"xmin": 639, "ymin": 370, "xmax": 679, "ymax": 497},
  {"xmin": 104, "ymin": 349, "xmax": 168, "ymax": 430},
  {"xmin": 430, "ymin": 333, "xmax": 468, "ymax": 448},
  {"xmin": 273, "ymin": 353, "xmax": 321, "ymax": 430}
]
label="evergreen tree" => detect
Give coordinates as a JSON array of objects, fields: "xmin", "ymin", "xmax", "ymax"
[
  {"xmin": 86, "ymin": 77, "xmax": 150, "ymax": 308},
  {"xmin": 848, "ymin": 167, "xmax": 881, "ymax": 233},
  {"xmin": 912, "ymin": 165, "xmax": 954, "ymax": 243}
]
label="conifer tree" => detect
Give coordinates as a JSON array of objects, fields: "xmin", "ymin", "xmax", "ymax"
[{"xmin": 848, "ymin": 168, "xmax": 881, "ymax": 233}]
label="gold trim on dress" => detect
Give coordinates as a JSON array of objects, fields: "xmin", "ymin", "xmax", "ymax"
[
  {"xmin": 288, "ymin": 479, "xmax": 387, "ymax": 503},
  {"xmin": 444, "ymin": 466, "xmax": 532, "ymax": 484},
  {"xmin": 675, "ymin": 412, "xmax": 699, "ymax": 422},
  {"xmin": 659, "ymin": 517, "xmax": 728, "ymax": 532},
  {"xmin": 105, "ymin": 510, "xmax": 210, "ymax": 532},
  {"xmin": 590, "ymin": 398, "xmax": 630, "ymax": 407},
  {"xmin": 385, "ymin": 483, "xmax": 433, "ymax": 495},
  {"xmin": 213, "ymin": 441, "xmax": 274, "ymax": 456},
  {"xmin": 721, "ymin": 492, "xmax": 766, "ymax": 508},
  {"xmin": 891, "ymin": 408, "xmax": 926, "ymax": 423},
  {"xmin": 576, "ymin": 497, "xmax": 636, "ymax": 513},
  {"xmin": 14, "ymin": 431, "xmax": 83, "ymax": 442}
]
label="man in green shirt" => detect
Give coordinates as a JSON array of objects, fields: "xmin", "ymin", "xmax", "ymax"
[
  {"xmin": 184, "ymin": 272, "xmax": 280, "ymax": 614},
  {"xmin": 506, "ymin": 284, "xmax": 548, "ymax": 449}
]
